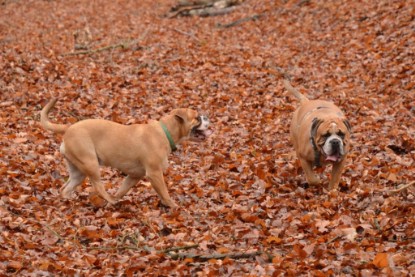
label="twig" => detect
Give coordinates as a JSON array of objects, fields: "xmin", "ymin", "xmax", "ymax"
[
  {"xmin": 326, "ymin": 235, "xmax": 342, "ymax": 244},
  {"xmin": 196, "ymin": 6, "xmax": 236, "ymax": 16},
  {"xmin": 166, "ymin": 250, "xmax": 264, "ymax": 261},
  {"xmin": 163, "ymin": 244, "xmax": 199, "ymax": 253},
  {"xmin": 84, "ymin": 243, "xmax": 199, "ymax": 253},
  {"xmin": 84, "ymin": 245, "xmax": 140, "ymax": 251},
  {"xmin": 168, "ymin": 5, "xmax": 206, "ymax": 18},
  {"xmin": 373, "ymin": 218, "xmax": 381, "ymax": 231},
  {"xmin": 43, "ymin": 222, "xmax": 65, "ymax": 242},
  {"xmin": 389, "ymin": 181, "xmax": 415, "ymax": 193},
  {"xmin": 169, "ymin": 28, "xmax": 200, "ymax": 42},
  {"xmin": 142, "ymin": 217, "xmax": 159, "ymax": 238},
  {"xmin": 217, "ymin": 14, "xmax": 262, "ymax": 28},
  {"xmin": 168, "ymin": 0, "xmax": 242, "ymax": 18},
  {"xmin": 62, "ymin": 29, "xmax": 149, "ymax": 56},
  {"xmin": 62, "ymin": 40, "xmax": 137, "ymax": 56}
]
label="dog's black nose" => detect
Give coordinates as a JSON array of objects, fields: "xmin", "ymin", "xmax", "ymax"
[{"xmin": 331, "ymin": 139, "xmax": 340, "ymax": 147}]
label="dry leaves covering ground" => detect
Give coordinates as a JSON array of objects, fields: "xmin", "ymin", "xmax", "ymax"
[{"xmin": 1, "ymin": 0, "xmax": 414, "ymax": 275}]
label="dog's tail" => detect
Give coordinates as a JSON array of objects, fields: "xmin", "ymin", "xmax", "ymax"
[
  {"xmin": 40, "ymin": 98, "xmax": 70, "ymax": 134},
  {"xmin": 283, "ymin": 80, "xmax": 309, "ymax": 103}
]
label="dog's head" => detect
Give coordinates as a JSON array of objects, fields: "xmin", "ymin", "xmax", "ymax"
[
  {"xmin": 311, "ymin": 117, "xmax": 351, "ymax": 163},
  {"xmin": 172, "ymin": 109, "xmax": 211, "ymax": 142}
]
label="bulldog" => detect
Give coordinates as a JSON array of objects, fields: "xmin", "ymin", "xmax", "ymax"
[
  {"xmin": 284, "ymin": 80, "xmax": 351, "ymax": 190},
  {"xmin": 40, "ymin": 98, "xmax": 211, "ymax": 208}
]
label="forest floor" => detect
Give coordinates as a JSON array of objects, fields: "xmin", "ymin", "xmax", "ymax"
[{"xmin": 0, "ymin": 0, "xmax": 414, "ymax": 275}]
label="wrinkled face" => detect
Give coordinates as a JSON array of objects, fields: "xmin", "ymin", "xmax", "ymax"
[
  {"xmin": 172, "ymin": 109, "xmax": 211, "ymax": 142},
  {"xmin": 311, "ymin": 118, "xmax": 351, "ymax": 163}
]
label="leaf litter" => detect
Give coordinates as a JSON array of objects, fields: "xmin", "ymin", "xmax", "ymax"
[{"xmin": 0, "ymin": 0, "xmax": 414, "ymax": 275}]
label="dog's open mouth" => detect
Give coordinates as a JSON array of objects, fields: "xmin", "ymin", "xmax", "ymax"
[
  {"xmin": 190, "ymin": 127, "xmax": 212, "ymax": 141},
  {"xmin": 190, "ymin": 115, "xmax": 212, "ymax": 141},
  {"xmin": 326, "ymin": 154, "xmax": 340, "ymax": 162},
  {"xmin": 325, "ymin": 150, "xmax": 342, "ymax": 162}
]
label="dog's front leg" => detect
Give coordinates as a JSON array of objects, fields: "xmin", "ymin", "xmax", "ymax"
[
  {"xmin": 114, "ymin": 175, "xmax": 140, "ymax": 200},
  {"xmin": 328, "ymin": 159, "xmax": 346, "ymax": 190},
  {"xmin": 146, "ymin": 169, "xmax": 177, "ymax": 208},
  {"xmin": 300, "ymin": 158, "xmax": 320, "ymax": 186}
]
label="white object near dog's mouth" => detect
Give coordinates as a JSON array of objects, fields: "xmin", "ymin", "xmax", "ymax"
[{"xmin": 191, "ymin": 115, "xmax": 212, "ymax": 141}]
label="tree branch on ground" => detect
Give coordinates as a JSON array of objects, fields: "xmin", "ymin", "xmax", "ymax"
[
  {"xmin": 166, "ymin": 250, "xmax": 266, "ymax": 261},
  {"xmin": 168, "ymin": 0, "xmax": 244, "ymax": 17},
  {"xmin": 61, "ymin": 40, "xmax": 140, "ymax": 56},
  {"xmin": 389, "ymin": 181, "xmax": 415, "ymax": 193},
  {"xmin": 61, "ymin": 29, "xmax": 149, "ymax": 56},
  {"xmin": 217, "ymin": 14, "xmax": 262, "ymax": 28}
]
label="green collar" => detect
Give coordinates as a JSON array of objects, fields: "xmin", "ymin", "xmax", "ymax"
[{"xmin": 160, "ymin": 122, "xmax": 177, "ymax": 151}]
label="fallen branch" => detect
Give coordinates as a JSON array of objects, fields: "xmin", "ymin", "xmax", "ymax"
[
  {"xmin": 195, "ymin": 6, "xmax": 236, "ymax": 16},
  {"xmin": 169, "ymin": 28, "xmax": 201, "ymax": 42},
  {"xmin": 166, "ymin": 250, "xmax": 264, "ymax": 261},
  {"xmin": 163, "ymin": 244, "xmax": 199, "ymax": 253},
  {"xmin": 326, "ymin": 235, "xmax": 342, "ymax": 244},
  {"xmin": 389, "ymin": 181, "xmax": 415, "ymax": 193},
  {"xmin": 85, "ymin": 243, "xmax": 199, "ymax": 253},
  {"xmin": 84, "ymin": 245, "xmax": 140, "ymax": 251},
  {"xmin": 62, "ymin": 29, "xmax": 149, "ymax": 56},
  {"xmin": 217, "ymin": 14, "xmax": 262, "ymax": 28},
  {"xmin": 62, "ymin": 40, "xmax": 139, "ymax": 56},
  {"xmin": 168, "ymin": 0, "xmax": 243, "ymax": 18},
  {"xmin": 43, "ymin": 222, "xmax": 66, "ymax": 242}
]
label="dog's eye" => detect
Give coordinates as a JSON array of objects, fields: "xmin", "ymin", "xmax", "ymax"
[
  {"xmin": 337, "ymin": 131, "xmax": 345, "ymax": 139},
  {"xmin": 323, "ymin": 133, "xmax": 331, "ymax": 138}
]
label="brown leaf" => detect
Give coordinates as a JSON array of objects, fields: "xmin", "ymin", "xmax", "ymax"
[
  {"xmin": 7, "ymin": 260, "xmax": 23, "ymax": 271},
  {"xmin": 89, "ymin": 191, "xmax": 107, "ymax": 207},
  {"xmin": 41, "ymin": 235, "xmax": 59, "ymax": 246},
  {"xmin": 373, "ymin": 253, "xmax": 389, "ymax": 268}
]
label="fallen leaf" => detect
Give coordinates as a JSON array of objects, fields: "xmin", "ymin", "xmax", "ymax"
[{"xmin": 373, "ymin": 253, "xmax": 389, "ymax": 268}]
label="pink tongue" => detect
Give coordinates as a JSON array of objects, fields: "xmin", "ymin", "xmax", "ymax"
[
  {"xmin": 326, "ymin": 155, "xmax": 338, "ymax": 162},
  {"xmin": 203, "ymin": 129, "xmax": 213, "ymax": 137}
]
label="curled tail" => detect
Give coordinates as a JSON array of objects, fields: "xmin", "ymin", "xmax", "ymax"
[
  {"xmin": 283, "ymin": 80, "xmax": 309, "ymax": 103},
  {"xmin": 40, "ymin": 98, "xmax": 70, "ymax": 134}
]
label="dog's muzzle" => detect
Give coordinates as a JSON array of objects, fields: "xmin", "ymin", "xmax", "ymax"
[
  {"xmin": 190, "ymin": 115, "xmax": 212, "ymax": 141},
  {"xmin": 323, "ymin": 135, "xmax": 344, "ymax": 162}
]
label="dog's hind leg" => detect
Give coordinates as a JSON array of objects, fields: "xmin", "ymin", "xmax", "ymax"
[
  {"xmin": 62, "ymin": 136, "xmax": 117, "ymax": 205},
  {"xmin": 60, "ymin": 159, "xmax": 86, "ymax": 198},
  {"xmin": 84, "ymin": 163, "xmax": 117, "ymax": 205}
]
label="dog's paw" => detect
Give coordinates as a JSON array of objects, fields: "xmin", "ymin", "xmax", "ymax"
[
  {"xmin": 89, "ymin": 192, "xmax": 108, "ymax": 208},
  {"xmin": 160, "ymin": 199, "xmax": 178, "ymax": 209},
  {"xmin": 61, "ymin": 188, "xmax": 74, "ymax": 199},
  {"xmin": 306, "ymin": 176, "xmax": 321, "ymax": 186}
]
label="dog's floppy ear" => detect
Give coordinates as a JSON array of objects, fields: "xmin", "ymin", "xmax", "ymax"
[
  {"xmin": 172, "ymin": 109, "xmax": 188, "ymax": 124},
  {"xmin": 343, "ymin": 119, "xmax": 352, "ymax": 132},
  {"xmin": 310, "ymin": 118, "xmax": 323, "ymax": 138}
]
